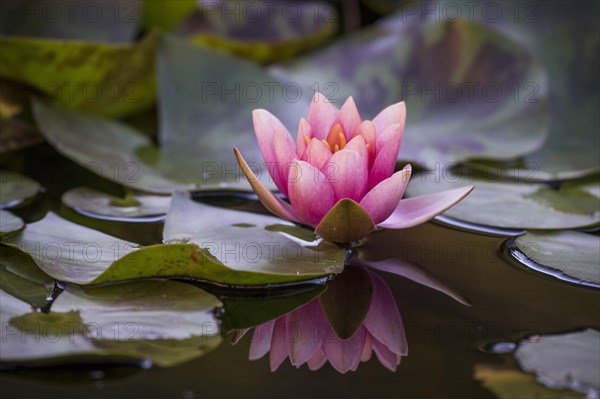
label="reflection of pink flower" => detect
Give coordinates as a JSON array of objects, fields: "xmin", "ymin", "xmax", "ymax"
[
  {"xmin": 243, "ymin": 272, "xmax": 406, "ymax": 373},
  {"xmin": 235, "ymin": 92, "xmax": 473, "ymax": 243}
]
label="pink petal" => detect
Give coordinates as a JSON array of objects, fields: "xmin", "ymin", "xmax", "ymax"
[
  {"xmin": 322, "ymin": 326, "xmax": 366, "ymax": 374},
  {"xmin": 249, "ymin": 320, "xmax": 275, "ymax": 360},
  {"xmin": 287, "ymin": 160, "xmax": 337, "ymax": 226},
  {"xmin": 234, "ymin": 148, "xmax": 301, "ymax": 224},
  {"xmin": 344, "ymin": 135, "xmax": 369, "ymax": 165},
  {"xmin": 378, "ymin": 185, "xmax": 475, "ymax": 229},
  {"xmin": 307, "ymin": 92, "xmax": 339, "ymax": 140},
  {"xmin": 364, "ymin": 272, "xmax": 408, "ymax": 356},
  {"xmin": 287, "ymin": 300, "xmax": 328, "ymax": 367},
  {"xmin": 359, "ymin": 165, "xmax": 412, "ymax": 224},
  {"xmin": 337, "ymin": 97, "xmax": 361, "ymax": 139},
  {"xmin": 368, "ymin": 123, "xmax": 404, "ymax": 189},
  {"xmin": 353, "ymin": 121, "xmax": 377, "ymax": 167},
  {"xmin": 269, "ymin": 317, "xmax": 289, "ymax": 371},
  {"xmin": 295, "ymin": 118, "xmax": 311, "ymax": 158},
  {"xmin": 304, "ymin": 138, "xmax": 332, "ymax": 168},
  {"xmin": 273, "ymin": 127, "xmax": 298, "ymax": 197},
  {"xmin": 372, "ymin": 101, "xmax": 406, "ymax": 136},
  {"xmin": 322, "ymin": 149, "xmax": 368, "ymax": 202},
  {"xmin": 361, "ymin": 333, "xmax": 373, "ymax": 362},
  {"xmin": 372, "ymin": 338, "xmax": 401, "ymax": 372},
  {"xmin": 307, "ymin": 348, "xmax": 327, "ymax": 371},
  {"xmin": 253, "ymin": 109, "xmax": 291, "ymax": 190}
]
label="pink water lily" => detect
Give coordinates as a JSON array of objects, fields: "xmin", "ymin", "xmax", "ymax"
[{"xmin": 235, "ymin": 92, "xmax": 473, "ymax": 243}]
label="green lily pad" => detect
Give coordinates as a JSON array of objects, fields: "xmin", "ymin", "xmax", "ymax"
[
  {"xmin": 406, "ymin": 173, "xmax": 600, "ymax": 230},
  {"xmin": 272, "ymin": 18, "xmax": 549, "ymax": 167},
  {"xmin": 0, "ymin": 0, "xmax": 140, "ymax": 43},
  {"xmin": 0, "ymin": 245, "xmax": 55, "ymax": 308},
  {"xmin": 62, "ymin": 187, "xmax": 171, "ymax": 220},
  {"xmin": 0, "ymin": 280, "xmax": 223, "ymax": 367},
  {"xmin": 508, "ymin": 231, "xmax": 600, "ymax": 287},
  {"xmin": 32, "ymin": 101, "xmax": 191, "ymax": 194},
  {"xmin": 179, "ymin": 1, "xmax": 337, "ymax": 64},
  {"xmin": 0, "ymin": 171, "xmax": 41, "ymax": 208},
  {"xmin": 515, "ymin": 329, "xmax": 600, "ymax": 394},
  {"xmin": 0, "ymin": 34, "xmax": 156, "ymax": 117},
  {"xmin": 0, "ymin": 210, "xmax": 24, "ymax": 236},
  {"xmin": 163, "ymin": 191, "xmax": 345, "ymax": 285},
  {"xmin": 319, "ymin": 264, "xmax": 373, "ymax": 339}
]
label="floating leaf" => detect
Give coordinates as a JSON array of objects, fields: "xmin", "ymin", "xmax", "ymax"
[
  {"xmin": 0, "ymin": 245, "xmax": 55, "ymax": 308},
  {"xmin": 180, "ymin": 1, "xmax": 338, "ymax": 64},
  {"xmin": 33, "ymin": 101, "xmax": 191, "ymax": 194},
  {"xmin": 0, "ymin": 210, "xmax": 24, "ymax": 236},
  {"xmin": 62, "ymin": 187, "xmax": 171, "ymax": 221},
  {"xmin": 406, "ymin": 173, "xmax": 600, "ymax": 230},
  {"xmin": 515, "ymin": 329, "xmax": 600, "ymax": 394},
  {"xmin": 0, "ymin": 34, "xmax": 156, "ymax": 117},
  {"xmin": 271, "ymin": 18, "xmax": 549, "ymax": 167},
  {"xmin": 0, "ymin": 171, "xmax": 41, "ymax": 208},
  {"xmin": 319, "ymin": 264, "xmax": 373, "ymax": 339},
  {"xmin": 507, "ymin": 231, "xmax": 600, "ymax": 287},
  {"xmin": 163, "ymin": 191, "xmax": 345, "ymax": 285}
]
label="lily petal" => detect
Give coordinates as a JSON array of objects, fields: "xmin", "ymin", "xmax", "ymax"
[
  {"xmin": 287, "ymin": 160, "xmax": 337, "ymax": 226},
  {"xmin": 307, "ymin": 348, "xmax": 327, "ymax": 371},
  {"xmin": 364, "ymin": 272, "xmax": 408, "ymax": 356},
  {"xmin": 322, "ymin": 325, "xmax": 366, "ymax": 374},
  {"xmin": 287, "ymin": 300, "xmax": 328, "ymax": 367},
  {"xmin": 307, "ymin": 92, "xmax": 339, "ymax": 140},
  {"xmin": 353, "ymin": 120, "xmax": 377, "ymax": 167},
  {"xmin": 322, "ymin": 149, "xmax": 368, "ymax": 202},
  {"xmin": 338, "ymin": 96, "xmax": 361, "ymax": 139},
  {"xmin": 295, "ymin": 118, "xmax": 311, "ymax": 158},
  {"xmin": 361, "ymin": 332, "xmax": 373, "ymax": 362},
  {"xmin": 368, "ymin": 123, "xmax": 403, "ymax": 189},
  {"xmin": 378, "ymin": 185, "xmax": 475, "ymax": 229},
  {"xmin": 359, "ymin": 165, "xmax": 412, "ymax": 224},
  {"xmin": 304, "ymin": 138, "xmax": 333, "ymax": 169},
  {"xmin": 253, "ymin": 109, "xmax": 291, "ymax": 190},
  {"xmin": 372, "ymin": 338, "xmax": 401, "ymax": 372},
  {"xmin": 249, "ymin": 320, "xmax": 275, "ymax": 360},
  {"xmin": 270, "ymin": 317, "xmax": 289, "ymax": 371},
  {"xmin": 234, "ymin": 148, "xmax": 301, "ymax": 224},
  {"xmin": 273, "ymin": 127, "xmax": 298, "ymax": 197},
  {"xmin": 372, "ymin": 101, "xmax": 406, "ymax": 136}
]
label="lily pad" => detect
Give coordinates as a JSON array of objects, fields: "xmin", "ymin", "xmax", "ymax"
[
  {"xmin": 515, "ymin": 329, "xmax": 600, "ymax": 394},
  {"xmin": 179, "ymin": 1, "xmax": 337, "ymax": 64},
  {"xmin": 507, "ymin": 231, "xmax": 600, "ymax": 287},
  {"xmin": 32, "ymin": 101, "xmax": 191, "ymax": 194},
  {"xmin": 0, "ymin": 171, "xmax": 41, "ymax": 208},
  {"xmin": 406, "ymin": 173, "xmax": 600, "ymax": 230},
  {"xmin": 62, "ymin": 187, "xmax": 171, "ymax": 221},
  {"xmin": 0, "ymin": 210, "xmax": 24, "ymax": 236},
  {"xmin": 163, "ymin": 191, "xmax": 345, "ymax": 285},
  {"xmin": 271, "ymin": 18, "xmax": 549, "ymax": 167},
  {"xmin": 0, "ymin": 33, "xmax": 156, "ymax": 117},
  {"xmin": 0, "ymin": 245, "xmax": 55, "ymax": 308}
]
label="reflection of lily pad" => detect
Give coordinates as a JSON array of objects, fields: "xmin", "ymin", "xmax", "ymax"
[
  {"xmin": 62, "ymin": 187, "xmax": 171, "ymax": 221},
  {"xmin": 0, "ymin": 210, "xmax": 24, "ymax": 236},
  {"xmin": 272, "ymin": 19, "xmax": 549, "ymax": 166},
  {"xmin": 407, "ymin": 173, "xmax": 600, "ymax": 230},
  {"xmin": 0, "ymin": 34, "xmax": 156, "ymax": 117},
  {"xmin": 0, "ymin": 171, "xmax": 41, "ymax": 208},
  {"xmin": 507, "ymin": 231, "xmax": 600, "ymax": 287},
  {"xmin": 515, "ymin": 329, "xmax": 600, "ymax": 394}
]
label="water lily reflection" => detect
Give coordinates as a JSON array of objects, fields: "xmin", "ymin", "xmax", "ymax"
[{"xmin": 240, "ymin": 268, "xmax": 406, "ymax": 373}]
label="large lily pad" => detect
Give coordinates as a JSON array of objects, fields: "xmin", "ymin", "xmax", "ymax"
[
  {"xmin": 163, "ymin": 191, "xmax": 345, "ymax": 284},
  {"xmin": 271, "ymin": 18, "xmax": 549, "ymax": 167},
  {"xmin": 515, "ymin": 329, "xmax": 600, "ymax": 394},
  {"xmin": 0, "ymin": 280, "xmax": 223, "ymax": 367},
  {"xmin": 0, "ymin": 210, "xmax": 24, "ymax": 236},
  {"xmin": 0, "ymin": 171, "xmax": 41, "ymax": 208},
  {"xmin": 0, "ymin": 34, "xmax": 156, "ymax": 117},
  {"xmin": 507, "ymin": 231, "xmax": 600, "ymax": 287},
  {"xmin": 62, "ymin": 187, "xmax": 171, "ymax": 221},
  {"xmin": 406, "ymin": 173, "xmax": 600, "ymax": 230}
]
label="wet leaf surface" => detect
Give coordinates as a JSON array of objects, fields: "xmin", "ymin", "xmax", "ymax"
[
  {"xmin": 0, "ymin": 171, "xmax": 41, "ymax": 209},
  {"xmin": 0, "ymin": 210, "xmax": 24, "ymax": 236}
]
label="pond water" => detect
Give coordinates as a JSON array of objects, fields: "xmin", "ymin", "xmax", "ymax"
[{"xmin": 1, "ymin": 144, "xmax": 598, "ymax": 398}]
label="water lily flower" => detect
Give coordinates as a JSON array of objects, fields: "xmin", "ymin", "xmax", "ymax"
[
  {"xmin": 235, "ymin": 92, "xmax": 473, "ymax": 243},
  {"xmin": 239, "ymin": 270, "xmax": 406, "ymax": 373}
]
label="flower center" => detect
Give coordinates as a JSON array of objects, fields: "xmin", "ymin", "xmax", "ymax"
[{"xmin": 304, "ymin": 123, "xmax": 347, "ymax": 153}]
